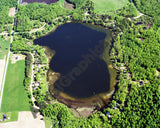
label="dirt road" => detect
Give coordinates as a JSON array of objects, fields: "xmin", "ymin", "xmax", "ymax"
[{"xmin": 0, "ymin": 56, "xmax": 6, "ymax": 94}]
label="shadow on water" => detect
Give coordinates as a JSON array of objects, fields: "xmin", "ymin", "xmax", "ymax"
[
  {"xmin": 34, "ymin": 23, "xmax": 116, "ymax": 109},
  {"xmin": 54, "ymin": 59, "xmax": 110, "ymax": 98}
]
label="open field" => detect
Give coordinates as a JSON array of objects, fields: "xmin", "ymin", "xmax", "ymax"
[
  {"xmin": 9, "ymin": 7, "xmax": 16, "ymax": 17},
  {"xmin": 0, "ymin": 60, "xmax": 30, "ymax": 112},
  {"xmin": 91, "ymin": 0, "xmax": 129, "ymax": 14},
  {"xmin": 0, "ymin": 37, "xmax": 10, "ymax": 112}
]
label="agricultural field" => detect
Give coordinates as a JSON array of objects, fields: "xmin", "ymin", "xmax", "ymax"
[
  {"xmin": 0, "ymin": 60, "xmax": 30, "ymax": 112},
  {"xmin": 91, "ymin": 0, "xmax": 129, "ymax": 14}
]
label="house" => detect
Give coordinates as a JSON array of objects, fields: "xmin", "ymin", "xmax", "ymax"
[{"xmin": 140, "ymin": 80, "xmax": 144, "ymax": 85}]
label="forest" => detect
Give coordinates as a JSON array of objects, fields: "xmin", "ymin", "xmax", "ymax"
[
  {"xmin": 15, "ymin": 2, "xmax": 71, "ymax": 32},
  {"xmin": 1, "ymin": 0, "xmax": 160, "ymax": 127},
  {"xmin": 0, "ymin": 0, "xmax": 17, "ymax": 32},
  {"xmin": 110, "ymin": 22, "xmax": 160, "ymax": 127},
  {"xmin": 133, "ymin": 0, "xmax": 160, "ymax": 17},
  {"xmin": 0, "ymin": 0, "xmax": 17, "ymax": 8}
]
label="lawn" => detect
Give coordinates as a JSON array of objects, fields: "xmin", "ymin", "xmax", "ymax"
[
  {"xmin": 0, "ymin": 60, "xmax": 30, "ymax": 112},
  {"xmin": 0, "ymin": 37, "xmax": 10, "ymax": 59},
  {"xmin": 91, "ymin": 0, "xmax": 129, "ymax": 14}
]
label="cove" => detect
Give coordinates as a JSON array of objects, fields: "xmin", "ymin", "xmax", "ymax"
[{"xmin": 34, "ymin": 23, "xmax": 116, "ymax": 109}]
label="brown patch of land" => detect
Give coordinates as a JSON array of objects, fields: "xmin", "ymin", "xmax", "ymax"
[
  {"xmin": 9, "ymin": 7, "xmax": 16, "ymax": 17},
  {"xmin": 73, "ymin": 107, "xmax": 95, "ymax": 117},
  {"xmin": 64, "ymin": 0, "xmax": 74, "ymax": 10},
  {"xmin": 47, "ymin": 70, "xmax": 60, "ymax": 85},
  {"xmin": 108, "ymin": 64, "xmax": 113, "ymax": 68}
]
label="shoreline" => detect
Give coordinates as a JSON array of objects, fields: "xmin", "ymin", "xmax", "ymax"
[{"xmin": 37, "ymin": 22, "xmax": 118, "ymax": 116}]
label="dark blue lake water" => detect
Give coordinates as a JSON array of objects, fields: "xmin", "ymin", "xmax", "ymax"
[
  {"xmin": 34, "ymin": 23, "xmax": 112, "ymax": 99},
  {"xmin": 21, "ymin": 0, "xmax": 58, "ymax": 4}
]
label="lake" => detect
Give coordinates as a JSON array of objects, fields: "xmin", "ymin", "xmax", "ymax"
[{"xmin": 34, "ymin": 23, "xmax": 116, "ymax": 108}]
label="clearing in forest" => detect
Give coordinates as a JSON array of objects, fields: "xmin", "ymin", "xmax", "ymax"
[
  {"xmin": 91, "ymin": 0, "xmax": 129, "ymax": 14},
  {"xmin": 9, "ymin": 7, "xmax": 16, "ymax": 17}
]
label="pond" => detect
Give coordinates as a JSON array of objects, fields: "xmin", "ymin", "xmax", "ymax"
[
  {"xmin": 21, "ymin": 0, "xmax": 58, "ymax": 4},
  {"xmin": 34, "ymin": 23, "xmax": 117, "ymax": 109}
]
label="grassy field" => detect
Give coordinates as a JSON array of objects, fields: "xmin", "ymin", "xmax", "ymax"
[
  {"xmin": 0, "ymin": 37, "xmax": 10, "ymax": 59},
  {"xmin": 0, "ymin": 60, "xmax": 30, "ymax": 112},
  {"xmin": 91, "ymin": 0, "xmax": 129, "ymax": 14}
]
